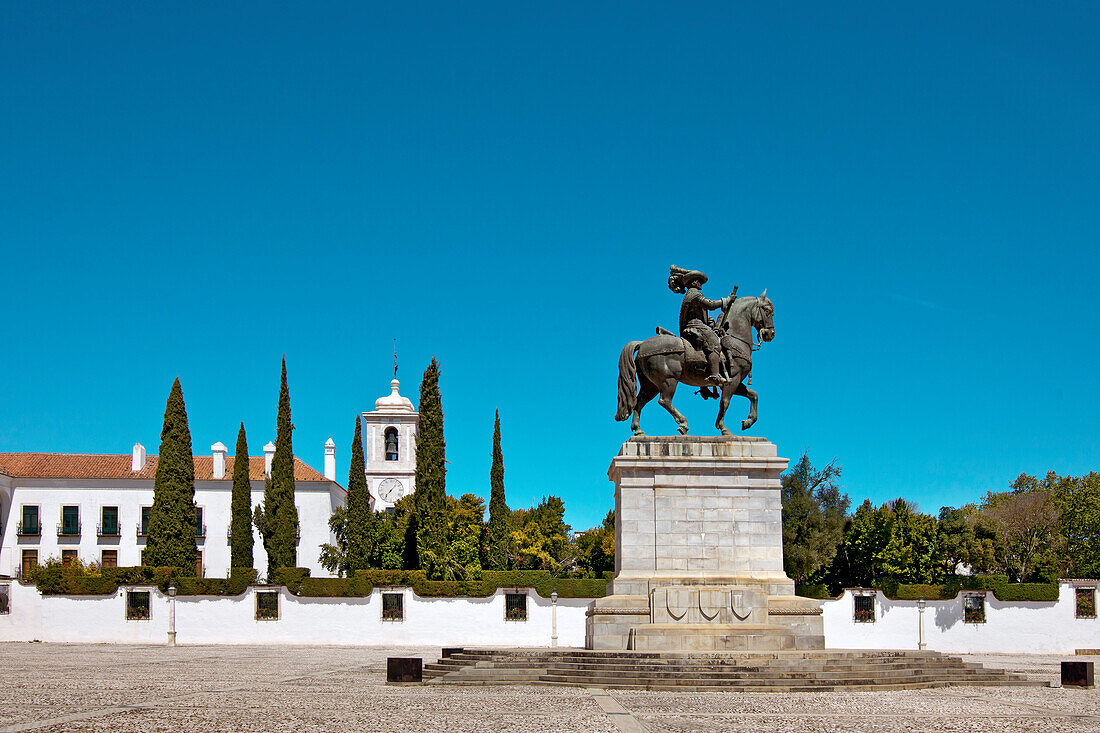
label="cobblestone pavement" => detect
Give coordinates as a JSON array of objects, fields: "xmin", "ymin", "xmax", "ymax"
[{"xmin": 0, "ymin": 644, "xmax": 1096, "ymax": 732}]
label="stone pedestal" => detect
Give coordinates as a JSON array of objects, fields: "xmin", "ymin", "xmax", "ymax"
[{"xmin": 586, "ymin": 436, "xmax": 823, "ymax": 651}]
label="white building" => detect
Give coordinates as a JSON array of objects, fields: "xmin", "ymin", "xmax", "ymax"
[
  {"xmin": 0, "ymin": 441, "xmax": 345, "ymax": 579},
  {"xmin": 361, "ymin": 378, "xmax": 419, "ymax": 510}
]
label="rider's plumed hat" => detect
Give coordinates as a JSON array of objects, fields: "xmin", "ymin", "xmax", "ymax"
[{"xmin": 668, "ymin": 265, "xmax": 708, "ymax": 294}]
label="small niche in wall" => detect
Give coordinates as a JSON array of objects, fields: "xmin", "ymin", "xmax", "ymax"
[
  {"xmin": 126, "ymin": 591, "xmax": 150, "ymax": 620},
  {"xmin": 382, "ymin": 593, "xmax": 404, "ymax": 621},
  {"xmin": 256, "ymin": 591, "xmax": 279, "ymax": 621},
  {"xmin": 1076, "ymin": 588, "xmax": 1097, "ymax": 619},
  {"xmin": 964, "ymin": 594, "xmax": 985, "ymax": 624}
]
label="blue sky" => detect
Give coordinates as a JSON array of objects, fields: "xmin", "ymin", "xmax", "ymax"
[{"xmin": 2, "ymin": 3, "xmax": 1098, "ymax": 530}]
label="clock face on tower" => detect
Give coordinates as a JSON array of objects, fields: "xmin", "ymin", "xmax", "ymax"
[{"xmin": 377, "ymin": 478, "xmax": 403, "ymax": 502}]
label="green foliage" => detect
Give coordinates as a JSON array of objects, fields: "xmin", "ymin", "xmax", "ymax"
[
  {"xmin": 980, "ymin": 475, "xmax": 1063, "ymax": 582},
  {"xmin": 271, "ymin": 566, "xmax": 311, "ymax": 593},
  {"xmin": 145, "ymin": 378, "xmax": 198, "ymax": 573},
  {"xmin": 876, "ymin": 499, "xmax": 938, "ymax": 583},
  {"xmin": 320, "ymin": 417, "xmax": 378, "ymax": 576},
  {"xmin": 276, "ymin": 569, "xmax": 607, "ymax": 598},
  {"xmin": 509, "ymin": 496, "xmax": 572, "ymax": 573},
  {"xmin": 1050, "ymin": 472, "xmax": 1100, "ymax": 579},
  {"xmin": 575, "ymin": 510, "xmax": 615, "ymax": 578},
  {"xmin": 255, "ymin": 358, "xmax": 300, "ymax": 577},
  {"xmin": 795, "ymin": 583, "xmax": 833, "ymax": 599},
  {"xmin": 826, "ymin": 498, "xmax": 937, "ymax": 589},
  {"xmin": 230, "ymin": 422, "xmax": 254, "ymax": 570},
  {"xmin": 781, "ymin": 454, "xmax": 849, "ymax": 585},
  {"xmin": 414, "ymin": 358, "xmax": 449, "ymax": 568},
  {"xmin": 31, "ymin": 563, "xmax": 256, "ymax": 596},
  {"xmin": 935, "ymin": 504, "xmax": 996, "ymax": 580},
  {"xmin": 486, "ymin": 410, "xmax": 510, "ymax": 570},
  {"xmin": 892, "ymin": 575, "xmax": 1058, "ymax": 602}
]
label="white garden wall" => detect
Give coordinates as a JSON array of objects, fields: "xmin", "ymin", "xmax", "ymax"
[
  {"xmin": 2, "ymin": 582, "xmax": 1097, "ymax": 652},
  {"xmin": 0, "ymin": 582, "xmax": 590, "ymax": 647},
  {"xmin": 822, "ymin": 584, "xmax": 1100, "ymax": 654}
]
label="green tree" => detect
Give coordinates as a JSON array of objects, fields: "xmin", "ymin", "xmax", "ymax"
[
  {"xmin": 981, "ymin": 474, "xmax": 1063, "ymax": 581},
  {"xmin": 413, "ymin": 357, "xmax": 448, "ymax": 570},
  {"xmin": 320, "ymin": 417, "xmax": 378, "ymax": 576},
  {"xmin": 781, "ymin": 454, "xmax": 849, "ymax": 586},
  {"xmin": 1052, "ymin": 472, "xmax": 1100, "ymax": 578},
  {"xmin": 934, "ymin": 504, "xmax": 996, "ymax": 580},
  {"xmin": 145, "ymin": 377, "xmax": 198, "ymax": 573},
  {"xmin": 229, "ymin": 422, "xmax": 254, "ymax": 570},
  {"xmin": 344, "ymin": 416, "xmax": 376, "ymax": 572},
  {"xmin": 510, "ymin": 496, "xmax": 573, "ymax": 573},
  {"xmin": 254, "ymin": 357, "xmax": 300, "ymax": 577},
  {"xmin": 485, "ymin": 409, "xmax": 510, "ymax": 570},
  {"xmin": 875, "ymin": 499, "xmax": 938, "ymax": 584},
  {"xmin": 575, "ymin": 509, "xmax": 615, "ymax": 578}
]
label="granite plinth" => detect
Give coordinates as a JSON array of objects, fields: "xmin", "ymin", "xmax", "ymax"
[{"xmin": 587, "ymin": 436, "xmax": 824, "ymax": 651}]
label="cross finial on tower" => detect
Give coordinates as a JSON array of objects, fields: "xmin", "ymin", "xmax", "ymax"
[{"xmin": 393, "ymin": 338, "xmax": 398, "ymax": 379}]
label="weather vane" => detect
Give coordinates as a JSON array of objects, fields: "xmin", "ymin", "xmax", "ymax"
[{"xmin": 393, "ymin": 338, "xmax": 398, "ymax": 379}]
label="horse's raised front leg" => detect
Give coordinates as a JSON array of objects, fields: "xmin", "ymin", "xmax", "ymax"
[
  {"xmin": 631, "ymin": 377, "xmax": 659, "ymax": 436},
  {"xmin": 735, "ymin": 381, "xmax": 758, "ymax": 431},
  {"xmin": 657, "ymin": 381, "xmax": 689, "ymax": 435}
]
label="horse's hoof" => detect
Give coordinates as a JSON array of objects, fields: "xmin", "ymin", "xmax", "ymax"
[
  {"xmin": 678, "ymin": 425, "xmax": 689, "ymax": 435},
  {"xmin": 633, "ymin": 430, "xmax": 646, "ymax": 437},
  {"xmin": 720, "ymin": 427, "xmax": 732, "ymax": 436},
  {"xmin": 741, "ymin": 419, "xmax": 754, "ymax": 431}
]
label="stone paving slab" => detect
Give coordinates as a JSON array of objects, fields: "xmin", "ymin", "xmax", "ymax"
[{"xmin": 0, "ymin": 644, "xmax": 1096, "ymax": 732}]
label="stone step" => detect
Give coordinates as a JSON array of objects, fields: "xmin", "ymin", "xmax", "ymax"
[
  {"xmin": 424, "ymin": 648, "xmax": 1044, "ymax": 691},
  {"xmin": 545, "ymin": 660, "xmax": 994, "ymax": 677},
  {"xmin": 537, "ymin": 673, "xmax": 1029, "ymax": 688},
  {"xmin": 544, "ymin": 659, "xmax": 974, "ymax": 672}
]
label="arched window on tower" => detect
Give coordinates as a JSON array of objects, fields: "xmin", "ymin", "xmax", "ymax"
[{"xmin": 384, "ymin": 427, "xmax": 399, "ymax": 461}]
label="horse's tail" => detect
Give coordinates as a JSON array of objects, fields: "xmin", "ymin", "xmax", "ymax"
[{"xmin": 615, "ymin": 341, "xmax": 642, "ymax": 421}]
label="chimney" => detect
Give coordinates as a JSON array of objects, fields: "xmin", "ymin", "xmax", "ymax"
[
  {"xmin": 263, "ymin": 441, "xmax": 276, "ymax": 477},
  {"xmin": 324, "ymin": 437, "xmax": 336, "ymax": 482},
  {"xmin": 131, "ymin": 443, "xmax": 146, "ymax": 472},
  {"xmin": 211, "ymin": 442, "xmax": 228, "ymax": 479}
]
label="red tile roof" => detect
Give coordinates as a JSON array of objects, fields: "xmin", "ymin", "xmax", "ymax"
[{"xmin": 0, "ymin": 453, "xmax": 330, "ymax": 483}]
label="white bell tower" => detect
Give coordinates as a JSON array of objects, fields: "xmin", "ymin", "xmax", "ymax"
[{"xmin": 362, "ymin": 377, "xmax": 418, "ymax": 510}]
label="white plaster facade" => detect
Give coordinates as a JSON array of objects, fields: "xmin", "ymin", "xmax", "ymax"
[
  {"xmin": 0, "ymin": 581, "xmax": 1096, "ymax": 651},
  {"xmin": 0, "ymin": 582, "xmax": 588, "ymax": 647},
  {"xmin": 822, "ymin": 584, "xmax": 1100, "ymax": 654},
  {"xmin": 361, "ymin": 378, "xmax": 418, "ymax": 510},
  {"xmin": 0, "ymin": 443, "xmax": 346, "ymax": 579}
]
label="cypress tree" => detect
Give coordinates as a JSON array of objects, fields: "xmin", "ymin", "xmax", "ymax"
[
  {"xmin": 255, "ymin": 357, "xmax": 300, "ymax": 576},
  {"xmin": 230, "ymin": 422, "xmax": 254, "ymax": 570},
  {"xmin": 146, "ymin": 377, "xmax": 198, "ymax": 573},
  {"xmin": 414, "ymin": 357, "xmax": 448, "ymax": 566},
  {"xmin": 344, "ymin": 416, "xmax": 375, "ymax": 571},
  {"xmin": 486, "ymin": 409, "xmax": 510, "ymax": 570}
]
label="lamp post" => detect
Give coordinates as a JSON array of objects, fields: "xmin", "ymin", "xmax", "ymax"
[
  {"xmin": 167, "ymin": 585, "xmax": 177, "ymax": 647},
  {"xmin": 917, "ymin": 597, "xmax": 926, "ymax": 651},
  {"xmin": 550, "ymin": 590, "xmax": 558, "ymax": 648}
]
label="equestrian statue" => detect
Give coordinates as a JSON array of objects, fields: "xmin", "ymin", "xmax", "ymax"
[{"xmin": 615, "ymin": 265, "xmax": 775, "ymax": 435}]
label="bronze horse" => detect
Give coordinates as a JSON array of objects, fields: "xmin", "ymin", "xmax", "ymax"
[{"xmin": 615, "ymin": 293, "xmax": 775, "ymax": 435}]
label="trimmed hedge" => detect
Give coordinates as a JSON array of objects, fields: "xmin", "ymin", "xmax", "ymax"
[
  {"xmin": 278, "ymin": 569, "xmax": 608, "ymax": 598},
  {"xmin": 891, "ymin": 576, "xmax": 1058, "ymax": 602},
  {"xmin": 32, "ymin": 564, "xmax": 610, "ymax": 599},
  {"xmin": 31, "ymin": 566, "xmax": 258, "ymax": 596}
]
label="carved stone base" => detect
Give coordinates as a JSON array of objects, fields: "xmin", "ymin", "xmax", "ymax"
[{"xmin": 586, "ymin": 436, "xmax": 824, "ymax": 651}]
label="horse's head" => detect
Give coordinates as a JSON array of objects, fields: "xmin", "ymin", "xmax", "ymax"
[{"xmin": 753, "ymin": 289, "xmax": 775, "ymax": 343}]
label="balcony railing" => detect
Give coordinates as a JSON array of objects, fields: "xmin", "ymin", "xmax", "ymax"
[
  {"xmin": 97, "ymin": 523, "xmax": 121, "ymax": 538},
  {"xmin": 136, "ymin": 523, "xmax": 148, "ymax": 538},
  {"xmin": 16, "ymin": 521, "xmax": 41, "ymax": 537},
  {"xmin": 57, "ymin": 522, "xmax": 81, "ymax": 537}
]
